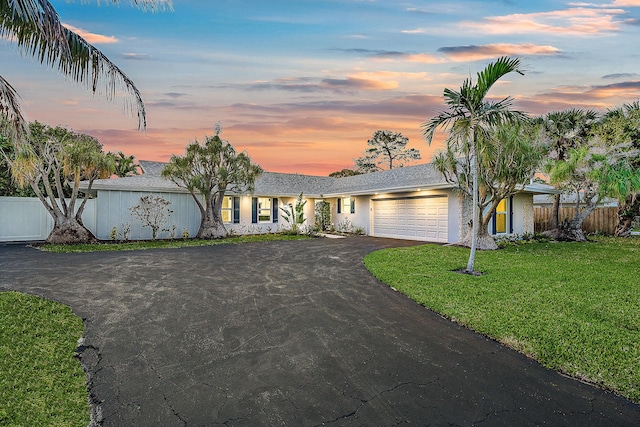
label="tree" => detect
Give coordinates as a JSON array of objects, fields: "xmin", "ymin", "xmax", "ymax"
[
  {"xmin": 5, "ymin": 121, "xmax": 114, "ymax": 243},
  {"xmin": 354, "ymin": 130, "xmax": 420, "ymax": 173},
  {"xmin": 537, "ymin": 109, "xmax": 598, "ymax": 230},
  {"xmin": 314, "ymin": 200, "xmax": 331, "ymax": 231},
  {"xmin": 0, "ymin": 0, "xmax": 170, "ymax": 137},
  {"xmin": 130, "ymin": 194, "xmax": 173, "ymax": 240},
  {"xmin": 434, "ymin": 121, "xmax": 543, "ymax": 250},
  {"xmin": 592, "ymin": 102, "xmax": 640, "ymax": 236},
  {"xmin": 545, "ymin": 135, "xmax": 640, "ymax": 241},
  {"xmin": 161, "ymin": 123, "xmax": 263, "ymax": 239},
  {"xmin": 421, "ymin": 56, "xmax": 526, "ymax": 273},
  {"xmin": 542, "ymin": 104, "xmax": 640, "ymax": 241},
  {"xmin": 328, "ymin": 168, "xmax": 361, "ymax": 178},
  {"xmin": 112, "ymin": 151, "xmax": 140, "ymax": 177}
]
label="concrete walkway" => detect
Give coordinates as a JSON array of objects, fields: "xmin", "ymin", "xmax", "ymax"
[{"xmin": 1, "ymin": 237, "xmax": 639, "ymax": 426}]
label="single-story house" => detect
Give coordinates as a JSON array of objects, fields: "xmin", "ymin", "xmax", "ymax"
[{"xmin": 80, "ymin": 161, "xmax": 557, "ymax": 243}]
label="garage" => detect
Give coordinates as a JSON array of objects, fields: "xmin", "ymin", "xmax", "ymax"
[{"xmin": 372, "ymin": 196, "xmax": 448, "ymax": 242}]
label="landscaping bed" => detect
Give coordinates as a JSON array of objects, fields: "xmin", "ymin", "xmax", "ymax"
[{"xmin": 364, "ymin": 236, "xmax": 640, "ymax": 403}]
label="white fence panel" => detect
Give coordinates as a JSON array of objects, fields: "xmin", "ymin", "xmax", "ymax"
[{"xmin": 0, "ymin": 197, "xmax": 97, "ymax": 242}]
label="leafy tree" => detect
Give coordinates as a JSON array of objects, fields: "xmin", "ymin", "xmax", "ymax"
[
  {"xmin": 422, "ymin": 56, "xmax": 526, "ymax": 273},
  {"xmin": 129, "ymin": 194, "xmax": 173, "ymax": 240},
  {"xmin": 328, "ymin": 168, "xmax": 361, "ymax": 178},
  {"xmin": 0, "ymin": 129, "xmax": 37, "ymax": 196},
  {"xmin": 112, "ymin": 151, "xmax": 140, "ymax": 177},
  {"xmin": 537, "ymin": 109, "xmax": 598, "ymax": 230},
  {"xmin": 434, "ymin": 121, "xmax": 543, "ymax": 250},
  {"xmin": 5, "ymin": 121, "xmax": 114, "ymax": 243},
  {"xmin": 314, "ymin": 200, "xmax": 331, "ymax": 231},
  {"xmin": 280, "ymin": 192, "xmax": 307, "ymax": 233},
  {"xmin": 161, "ymin": 123, "xmax": 263, "ymax": 239},
  {"xmin": 542, "ymin": 104, "xmax": 640, "ymax": 241},
  {"xmin": 592, "ymin": 102, "xmax": 640, "ymax": 236},
  {"xmin": 354, "ymin": 130, "xmax": 420, "ymax": 173},
  {"xmin": 545, "ymin": 135, "xmax": 640, "ymax": 241},
  {"xmin": 0, "ymin": 0, "xmax": 170, "ymax": 137}
]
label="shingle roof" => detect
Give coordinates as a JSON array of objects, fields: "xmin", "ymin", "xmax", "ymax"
[{"xmin": 83, "ymin": 160, "xmax": 556, "ymax": 197}]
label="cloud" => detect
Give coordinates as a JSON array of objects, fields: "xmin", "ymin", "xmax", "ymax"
[
  {"xmin": 62, "ymin": 24, "xmax": 118, "ymax": 44},
  {"xmin": 334, "ymin": 43, "xmax": 559, "ymax": 65},
  {"xmin": 321, "ymin": 77, "xmax": 398, "ymax": 91},
  {"xmin": 123, "ymin": 53, "xmax": 151, "ymax": 60},
  {"xmin": 458, "ymin": 7, "xmax": 632, "ymax": 35},
  {"xmin": 602, "ymin": 72, "xmax": 639, "ymax": 79},
  {"xmin": 437, "ymin": 43, "xmax": 561, "ymax": 61},
  {"xmin": 244, "ymin": 76, "xmax": 397, "ymax": 93}
]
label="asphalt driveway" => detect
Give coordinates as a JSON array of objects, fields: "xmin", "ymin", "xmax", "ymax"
[{"xmin": 1, "ymin": 237, "xmax": 639, "ymax": 426}]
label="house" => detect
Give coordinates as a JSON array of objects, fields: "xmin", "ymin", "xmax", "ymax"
[{"xmin": 80, "ymin": 161, "xmax": 556, "ymax": 243}]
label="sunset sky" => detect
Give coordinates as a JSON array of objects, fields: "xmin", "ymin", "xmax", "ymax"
[{"xmin": 3, "ymin": 0, "xmax": 640, "ymax": 175}]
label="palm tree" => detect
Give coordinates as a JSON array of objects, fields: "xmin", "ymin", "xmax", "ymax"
[
  {"xmin": 590, "ymin": 102, "xmax": 640, "ymax": 236},
  {"xmin": 537, "ymin": 109, "xmax": 598, "ymax": 230},
  {"xmin": 0, "ymin": 0, "xmax": 171, "ymax": 138},
  {"xmin": 421, "ymin": 56, "xmax": 526, "ymax": 273},
  {"xmin": 8, "ymin": 121, "xmax": 115, "ymax": 243},
  {"xmin": 112, "ymin": 151, "xmax": 140, "ymax": 177}
]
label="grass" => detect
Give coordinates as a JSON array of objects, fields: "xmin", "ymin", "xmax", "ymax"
[
  {"xmin": 0, "ymin": 292, "xmax": 88, "ymax": 426},
  {"xmin": 364, "ymin": 236, "xmax": 640, "ymax": 403},
  {"xmin": 39, "ymin": 233, "xmax": 311, "ymax": 253}
]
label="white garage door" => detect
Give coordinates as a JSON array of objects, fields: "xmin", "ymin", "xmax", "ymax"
[{"xmin": 372, "ymin": 196, "xmax": 448, "ymax": 242}]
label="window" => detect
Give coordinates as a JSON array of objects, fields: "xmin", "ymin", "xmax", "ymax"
[
  {"xmin": 258, "ymin": 197, "xmax": 271, "ymax": 222},
  {"xmin": 252, "ymin": 197, "xmax": 278, "ymax": 223},
  {"xmin": 221, "ymin": 196, "xmax": 232, "ymax": 223},
  {"xmin": 338, "ymin": 197, "xmax": 355, "ymax": 214},
  {"xmin": 492, "ymin": 198, "xmax": 512, "ymax": 234}
]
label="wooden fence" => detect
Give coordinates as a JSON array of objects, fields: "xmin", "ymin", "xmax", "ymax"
[{"xmin": 534, "ymin": 206, "xmax": 618, "ymax": 235}]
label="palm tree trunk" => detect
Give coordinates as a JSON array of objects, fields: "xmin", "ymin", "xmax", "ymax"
[{"xmin": 467, "ymin": 139, "xmax": 479, "ymax": 272}]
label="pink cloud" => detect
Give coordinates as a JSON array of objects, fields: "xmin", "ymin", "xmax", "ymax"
[
  {"xmin": 62, "ymin": 24, "xmax": 118, "ymax": 44},
  {"xmin": 438, "ymin": 43, "xmax": 561, "ymax": 62},
  {"xmin": 459, "ymin": 7, "xmax": 629, "ymax": 35}
]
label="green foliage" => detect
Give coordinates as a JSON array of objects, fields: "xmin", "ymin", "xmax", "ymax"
[
  {"xmin": 365, "ymin": 237, "xmax": 640, "ymax": 403},
  {"xmin": 0, "ymin": 291, "xmax": 88, "ymax": 426},
  {"xmin": 161, "ymin": 123, "xmax": 263, "ymax": 238},
  {"xmin": 328, "ymin": 168, "xmax": 361, "ymax": 178},
  {"xmin": 111, "ymin": 151, "xmax": 140, "ymax": 177},
  {"xmin": 280, "ymin": 192, "xmax": 307, "ymax": 233},
  {"xmin": 354, "ymin": 130, "xmax": 420, "ymax": 173},
  {"xmin": 314, "ymin": 200, "xmax": 331, "ymax": 231},
  {"xmin": 110, "ymin": 226, "xmax": 119, "ymax": 240}
]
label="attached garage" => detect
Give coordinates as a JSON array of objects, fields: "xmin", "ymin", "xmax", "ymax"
[{"xmin": 372, "ymin": 196, "xmax": 449, "ymax": 242}]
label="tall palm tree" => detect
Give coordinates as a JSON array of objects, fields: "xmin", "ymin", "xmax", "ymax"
[
  {"xmin": 0, "ymin": 0, "xmax": 171, "ymax": 138},
  {"xmin": 421, "ymin": 56, "xmax": 526, "ymax": 273}
]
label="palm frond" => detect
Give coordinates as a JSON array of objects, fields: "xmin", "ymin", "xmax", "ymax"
[
  {"xmin": 475, "ymin": 56, "xmax": 523, "ymax": 100},
  {"xmin": 0, "ymin": 75, "xmax": 27, "ymax": 139}
]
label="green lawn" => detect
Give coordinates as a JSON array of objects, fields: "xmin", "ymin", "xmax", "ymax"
[
  {"xmin": 40, "ymin": 233, "xmax": 311, "ymax": 253},
  {"xmin": 0, "ymin": 292, "xmax": 88, "ymax": 426},
  {"xmin": 364, "ymin": 236, "xmax": 640, "ymax": 403}
]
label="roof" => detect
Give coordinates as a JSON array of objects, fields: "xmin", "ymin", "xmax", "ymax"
[{"xmin": 82, "ymin": 160, "xmax": 557, "ymax": 197}]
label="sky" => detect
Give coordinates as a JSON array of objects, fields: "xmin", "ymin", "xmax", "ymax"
[{"xmin": 3, "ymin": 0, "xmax": 640, "ymax": 175}]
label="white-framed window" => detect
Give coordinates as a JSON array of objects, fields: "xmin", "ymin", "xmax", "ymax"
[
  {"xmin": 221, "ymin": 196, "xmax": 233, "ymax": 223},
  {"xmin": 258, "ymin": 197, "xmax": 271, "ymax": 222},
  {"xmin": 338, "ymin": 197, "xmax": 355, "ymax": 214}
]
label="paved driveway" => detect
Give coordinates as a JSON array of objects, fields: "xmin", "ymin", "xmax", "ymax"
[{"xmin": 1, "ymin": 237, "xmax": 639, "ymax": 426}]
